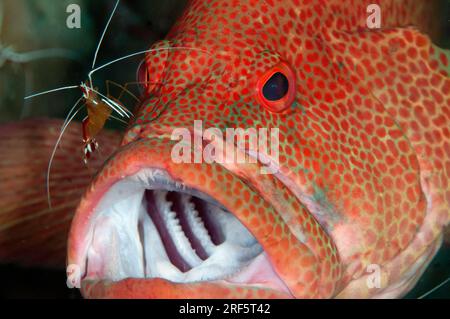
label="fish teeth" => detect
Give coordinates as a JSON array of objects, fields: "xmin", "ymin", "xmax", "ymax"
[
  {"xmin": 156, "ymin": 190, "xmax": 173, "ymax": 211},
  {"xmin": 154, "ymin": 190, "xmax": 202, "ymax": 268},
  {"xmin": 181, "ymin": 195, "xmax": 216, "ymax": 256},
  {"xmin": 168, "ymin": 211, "xmax": 177, "ymax": 220},
  {"xmin": 137, "ymin": 203, "xmax": 183, "ymax": 281}
]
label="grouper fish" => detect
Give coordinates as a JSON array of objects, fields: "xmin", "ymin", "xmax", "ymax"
[{"xmin": 0, "ymin": 0, "xmax": 449, "ymax": 298}]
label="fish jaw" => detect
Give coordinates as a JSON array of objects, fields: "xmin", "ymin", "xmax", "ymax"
[{"xmin": 67, "ymin": 135, "xmax": 342, "ymax": 298}]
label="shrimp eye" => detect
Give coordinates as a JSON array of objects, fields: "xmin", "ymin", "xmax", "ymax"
[{"xmin": 256, "ymin": 62, "xmax": 296, "ymax": 113}]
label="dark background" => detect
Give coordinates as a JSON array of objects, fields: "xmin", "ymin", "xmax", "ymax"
[{"xmin": 0, "ymin": 0, "xmax": 449, "ymax": 299}]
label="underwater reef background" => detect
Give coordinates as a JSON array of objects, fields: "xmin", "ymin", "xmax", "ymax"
[{"xmin": 0, "ymin": 0, "xmax": 449, "ymax": 298}]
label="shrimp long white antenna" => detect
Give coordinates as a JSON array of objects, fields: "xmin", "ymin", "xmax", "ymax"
[
  {"xmin": 417, "ymin": 277, "xmax": 450, "ymax": 299},
  {"xmin": 101, "ymin": 97, "xmax": 129, "ymax": 118},
  {"xmin": 86, "ymin": 86, "xmax": 132, "ymax": 118},
  {"xmin": 62, "ymin": 97, "xmax": 83, "ymax": 129},
  {"xmin": 91, "ymin": 0, "xmax": 120, "ymax": 70},
  {"xmin": 25, "ymin": 0, "xmax": 121, "ymax": 99},
  {"xmin": 88, "ymin": 46, "xmax": 211, "ymax": 79},
  {"xmin": 24, "ymin": 47, "xmax": 211, "ymax": 101},
  {"xmin": 47, "ymin": 100, "xmax": 85, "ymax": 208},
  {"xmin": 24, "ymin": 85, "xmax": 79, "ymax": 100},
  {"xmin": 109, "ymin": 114, "xmax": 129, "ymax": 125}
]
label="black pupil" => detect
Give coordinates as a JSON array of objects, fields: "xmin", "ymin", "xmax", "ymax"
[{"xmin": 262, "ymin": 72, "xmax": 289, "ymax": 101}]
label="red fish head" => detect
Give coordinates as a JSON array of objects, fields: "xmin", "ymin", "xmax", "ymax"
[{"xmin": 67, "ymin": 0, "xmax": 450, "ymax": 298}]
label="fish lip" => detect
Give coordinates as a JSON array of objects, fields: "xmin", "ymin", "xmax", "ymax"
[
  {"xmin": 68, "ymin": 139, "xmax": 294, "ymax": 298},
  {"xmin": 80, "ymin": 277, "xmax": 294, "ymax": 299}
]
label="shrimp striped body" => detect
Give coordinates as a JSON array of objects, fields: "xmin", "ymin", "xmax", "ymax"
[{"xmin": 81, "ymin": 83, "xmax": 112, "ymax": 163}]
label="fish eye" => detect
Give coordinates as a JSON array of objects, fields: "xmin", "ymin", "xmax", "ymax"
[
  {"xmin": 256, "ymin": 61, "xmax": 296, "ymax": 113},
  {"xmin": 262, "ymin": 72, "xmax": 289, "ymax": 101}
]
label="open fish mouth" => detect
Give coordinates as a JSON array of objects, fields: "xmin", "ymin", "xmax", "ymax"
[
  {"xmin": 70, "ymin": 164, "xmax": 292, "ymax": 298},
  {"xmin": 86, "ymin": 169, "xmax": 264, "ymax": 282}
]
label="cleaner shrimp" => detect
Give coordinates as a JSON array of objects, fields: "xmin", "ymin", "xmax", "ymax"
[{"xmin": 23, "ymin": 0, "xmax": 211, "ymax": 208}]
